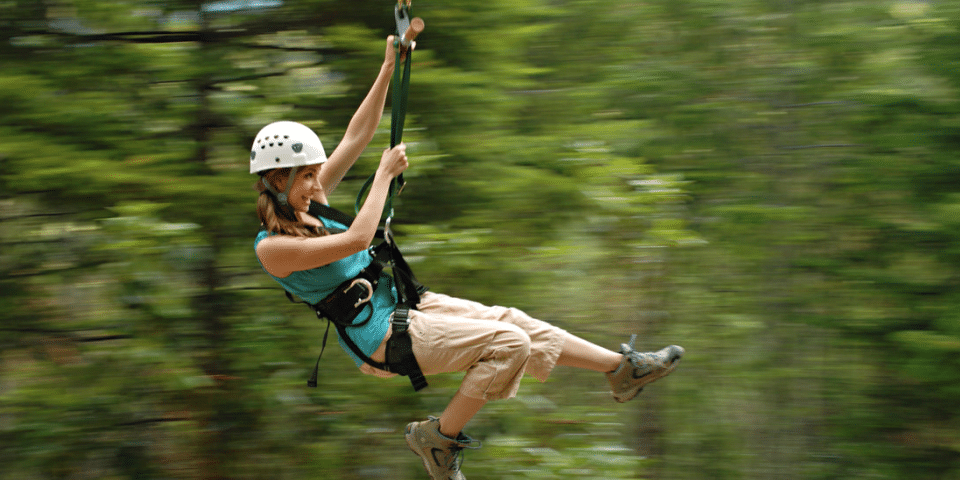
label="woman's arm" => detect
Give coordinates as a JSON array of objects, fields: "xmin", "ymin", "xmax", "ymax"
[
  {"xmin": 318, "ymin": 36, "xmax": 398, "ymax": 197},
  {"xmin": 257, "ymin": 145, "xmax": 408, "ymax": 278}
]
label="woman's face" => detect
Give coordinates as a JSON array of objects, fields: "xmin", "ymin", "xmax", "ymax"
[{"xmin": 286, "ymin": 164, "xmax": 323, "ymax": 213}]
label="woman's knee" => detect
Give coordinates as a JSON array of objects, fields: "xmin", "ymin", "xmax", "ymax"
[{"xmin": 497, "ymin": 327, "xmax": 532, "ymax": 364}]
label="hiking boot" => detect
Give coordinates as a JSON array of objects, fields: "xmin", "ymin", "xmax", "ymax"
[
  {"xmin": 607, "ymin": 334, "xmax": 684, "ymax": 403},
  {"xmin": 405, "ymin": 416, "xmax": 481, "ymax": 480}
]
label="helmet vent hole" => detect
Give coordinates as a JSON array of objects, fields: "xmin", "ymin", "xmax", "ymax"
[{"xmin": 275, "ymin": 157, "xmax": 281, "ymax": 163}]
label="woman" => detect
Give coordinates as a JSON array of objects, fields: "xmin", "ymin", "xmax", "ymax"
[{"xmin": 252, "ymin": 36, "xmax": 684, "ymax": 480}]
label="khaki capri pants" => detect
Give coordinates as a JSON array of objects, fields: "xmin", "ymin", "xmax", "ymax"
[{"xmin": 360, "ymin": 291, "xmax": 567, "ymax": 401}]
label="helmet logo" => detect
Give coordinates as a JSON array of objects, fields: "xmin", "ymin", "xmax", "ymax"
[
  {"xmin": 292, "ymin": 143, "xmax": 303, "ymax": 153},
  {"xmin": 250, "ymin": 151, "xmax": 256, "ymax": 161}
]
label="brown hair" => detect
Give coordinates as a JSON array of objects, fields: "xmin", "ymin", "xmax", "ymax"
[{"xmin": 255, "ymin": 168, "xmax": 329, "ymax": 238}]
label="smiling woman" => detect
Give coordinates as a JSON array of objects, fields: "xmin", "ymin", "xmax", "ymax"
[
  {"xmin": 250, "ymin": 35, "xmax": 684, "ymax": 480},
  {"xmin": 255, "ymin": 164, "xmax": 329, "ymax": 237}
]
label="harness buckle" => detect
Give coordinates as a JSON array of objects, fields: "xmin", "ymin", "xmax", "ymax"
[{"xmin": 345, "ymin": 278, "xmax": 374, "ymax": 308}]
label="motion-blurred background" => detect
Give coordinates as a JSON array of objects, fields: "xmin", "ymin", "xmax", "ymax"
[{"xmin": 1, "ymin": 0, "xmax": 958, "ymax": 478}]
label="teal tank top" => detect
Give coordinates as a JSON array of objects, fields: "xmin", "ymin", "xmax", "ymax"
[{"xmin": 254, "ymin": 212, "xmax": 397, "ymax": 368}]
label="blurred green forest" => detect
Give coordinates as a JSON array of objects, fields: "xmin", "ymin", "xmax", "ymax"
[{"xmin": 2, "ymin": 0, "xmax": 959, "ymax": 478}]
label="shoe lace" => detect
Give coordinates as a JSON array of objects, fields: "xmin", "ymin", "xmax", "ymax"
[
  {"xmin": 622, "ymin": 337, "xmax": 680, "ymax": 372},
  {"xmin": 621, "ymin": 334, "xmax": 645, "ymax": 368},
  {"xmin": 443, "ymin": 433, "xmax": 482, "ymax": 473}
]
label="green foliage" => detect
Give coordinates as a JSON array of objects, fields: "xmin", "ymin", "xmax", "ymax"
[{"xmin": 2, "ymin": 0, "xmax": 960, "ymax": 479}]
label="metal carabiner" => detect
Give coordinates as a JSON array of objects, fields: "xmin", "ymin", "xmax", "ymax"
[
  {"xmin": 345, "ymin": 278, "xmax": 374, "ymax": 308},
  {"xmin": 395, "ymin": 3, "xmax": 411, "ymax": 45},
  {"xmin": 384, "ymin": 213, "xmax": 395, "ymax": 246}
]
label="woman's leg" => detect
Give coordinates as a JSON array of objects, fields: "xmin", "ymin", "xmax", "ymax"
[
  {"xmin": 438, "ymin": 389, "xmax": 488, "ymax": 437},
  {"xmin": 414, "ymin": 292, "xmax": 566, "ymax": 384},
  {"xmin": 406, "ymin": 299, "xmax": 534, "ymax": 435},
  {"xmin": 404, "ymin": 306, "xmax": 523, "ymax": 479},
  {"xmin": 556, "ymin": 331, "xmax": 623, "ymax": 373}
]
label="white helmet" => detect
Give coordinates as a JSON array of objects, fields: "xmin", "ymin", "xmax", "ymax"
[{"xmin": 249, "ymin": 121, "xmax": 327, "ymax": 174}]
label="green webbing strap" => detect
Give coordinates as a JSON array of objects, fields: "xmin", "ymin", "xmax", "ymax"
[
  {"xmin": 391, "ymin": 38, "xmax": 413, "ymax": 149},
  {"xmin": 355, "ymin": 4, "xmax": 415, "ymax": 217}
]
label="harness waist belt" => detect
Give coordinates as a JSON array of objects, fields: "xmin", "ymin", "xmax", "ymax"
[
  {"xmin": 305, "ymin": 248, "xmax": 427, "ymax": 391},
  {"xmin": 313, "ymin": 253, "xmax": 384, "ymax": 328}
]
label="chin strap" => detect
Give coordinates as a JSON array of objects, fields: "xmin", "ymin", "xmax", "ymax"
[{"xmin": 261, "ymin": 166, "xmax": 300, "ymax": 220}]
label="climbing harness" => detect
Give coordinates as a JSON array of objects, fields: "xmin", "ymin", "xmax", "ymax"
[{"xmin": 277, "ymin": 202, "xmax": 429, "ymax": 392}]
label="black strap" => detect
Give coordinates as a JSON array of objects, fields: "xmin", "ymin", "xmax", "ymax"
[
  {"xmin": 385, "ymin": 307, "xmax": 428, "ymax": 391},
  {"xmin": 307, "ymin": 320, "xmax": 332, "ymax": 388},
  {"xmin": 333, "ymin": 320, "xmax": 387, "ymax": 371},
  {"xmin": 328, "ymin": 307, "xmax": 427, "ymax": 391},
  {"xmin": 382, "ymin": 229, "xmax": 427, "ymax": 307},
  {"xmin": 308, "ymin": 203, "xmax": 384, "ymax": 239}
]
